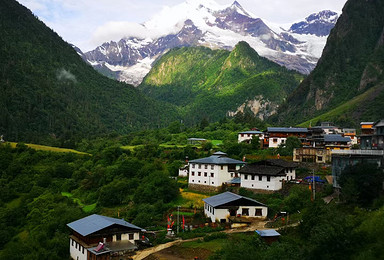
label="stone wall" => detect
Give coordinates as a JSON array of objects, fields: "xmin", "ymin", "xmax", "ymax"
[{"xmin": 188, "ymin": 184, "xmax": 219, "ymax": 193}]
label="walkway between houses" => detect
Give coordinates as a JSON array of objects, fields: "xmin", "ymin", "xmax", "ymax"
[
  {"xmin": 133, "ymin": 221, "xmax": 268, "ymax": 260},
  {"xmin": 133, "ymin": 237, "xmax": 202, "ymax": 260}
]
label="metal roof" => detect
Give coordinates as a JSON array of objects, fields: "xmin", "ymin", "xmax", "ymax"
[
  {"xmin": 324, "ymin": 134, "xmax": 351, "ymax": 143},
  {"xmin": 255, "ymin": 229, "xmax": 281, "ymax": 237},
  {"xmin": 267, "ymin": 127, "xmax": 308, "ymax": 133},
  {"xmin": 374, "ymin": 120, "xmax": 384, "ymax": 127},
  {"xmin": 227, "ymin": 177, "xmax": 241, "ymax": 184},
  {"xmin": 360, "ymin": 122, "xmax": 374, "ymax": 125},
  {"xmin": 238, "ymin": 130, "xmax": 263, "ymax": 134},
  {"xmin": 188, "ymin": 138, "xmax": 207, "ymax": 141},
  {"xmin": 203, "ymin": 191, "xmax": 266, "ymax": 207},
  {"xmin": 189, "ymin": 151, "xmax": 245, "ymax": 165},
  {"xmin": 67, "ymin": 214, "xmax": 143, "ymax": 237}
]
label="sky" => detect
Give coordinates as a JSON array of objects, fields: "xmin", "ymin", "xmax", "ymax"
[{"xmin": 17, "ymin": 0, "xmax": 348, "ymax": 52}]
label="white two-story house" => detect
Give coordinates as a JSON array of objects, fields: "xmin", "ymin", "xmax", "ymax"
[
  {"xmin": 188, "ymin": 151, "xmax": 245, "ymax": 192},
  {"xmin": 238, "ymin": 159, "xmax": 297, "ymax": 192}
]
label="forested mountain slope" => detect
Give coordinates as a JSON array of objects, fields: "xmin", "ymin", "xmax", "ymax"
[
  {"xmin": 0, "ymin": 0, "xmax": 179, "ymax": 145},
  {"xmin": 273, "ymin": 0, "xmax": 384, "ymax": 126},
  {"xmin": 140, "ymin": 42, "xmax": 303, "ymax": 124}
]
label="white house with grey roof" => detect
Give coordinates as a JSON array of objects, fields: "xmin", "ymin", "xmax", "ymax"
[
  {"xmin": 239, "ymin": 159, "xmax": 297, "ymax": 192},
  {"xmin": 67, "ymin": 214, "xmax": 144, "ymax": 260},
  {"xmin": 203, "ymin": 192, "xmax": 268, "ymax": 223},
  {"xmin": 267, "ymin": 127, "xmax": 309, "ymax": 148},
  {"xmin": 238, "ymin": 130, "xmax": 264, "ymax": 143},
  {"xmin": 188, "ymin": 151, "xmax": 245, "ymax": 191}
]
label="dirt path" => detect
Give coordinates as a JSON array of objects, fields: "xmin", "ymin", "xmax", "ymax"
[
  {"xmin": 133, "ymin": 221, "xmax": 268, "ymax": 259},
  {"xmin": 133, "ymin": 237, "xmax": 202, "ymax": 260}
]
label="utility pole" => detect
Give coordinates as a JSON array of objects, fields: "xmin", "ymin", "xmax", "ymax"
[{"xmin": 312, "ymin": 169, "xmax": 316, "ymax": 200}]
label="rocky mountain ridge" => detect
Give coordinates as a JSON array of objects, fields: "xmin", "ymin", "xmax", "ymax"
[{"xmin": 82, "ymin": 1, "xmax": 339, "ymax": 86}]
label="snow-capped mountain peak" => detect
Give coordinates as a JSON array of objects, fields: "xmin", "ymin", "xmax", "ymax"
[
  {"xmin": 289, "ymin": 10, "xmax": 339, "ymax": 36},
  {"xmin": 81, "ymin": 1, "xmax": 339, "ymax": 86}
]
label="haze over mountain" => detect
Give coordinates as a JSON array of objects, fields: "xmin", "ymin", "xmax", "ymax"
[
  {"xmin": 273, "ymin": 0, "xmax": 384, "ymax": 127},
  {"xmin": 0, "ymin": 0, "xmax": 179, "ymax": 144},
  {"xmin": 82, "ymin": 0, "xmax": 338, "ymax": 86}
]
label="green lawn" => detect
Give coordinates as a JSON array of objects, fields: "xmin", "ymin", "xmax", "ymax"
[
  {"xmin": 182, "ymin": 238, "xmax": 227, "ymax": 251},
  {"xmin": 7, "ymin": 142, "xmax": 90, "ymax": 155},
  {"xmin": 61, "ymin": 192, "xmax": 96, "ymax": 213}
]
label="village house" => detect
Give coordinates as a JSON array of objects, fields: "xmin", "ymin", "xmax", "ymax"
[
  {"xmin": 238, "ymin": 159, "xmax": 297, "ymax": 192},
  {"xmin": 203, "ymin": 191, "xmax": 268, "ymax": 223},
  {"xmin": 331, "ymin": 119, "xmax": 384, "ymax": 187},
  {"xmin": 188, "ymin": 151, "xmax": 245, "ymax": 192},
  {"xmin": 237, "ymin": 130, "xmax": 264, "ymax": 144},
  {"xmin": 266, "ymin": 127, "xmax": 309, "ymax": 148},
  {"xmin": 67, "ymin": 214, "xmax": 145, "ymax": 260}
]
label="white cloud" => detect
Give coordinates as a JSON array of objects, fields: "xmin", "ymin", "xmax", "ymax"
[{"xmin": 17, "ymin": 0, "xmax": 348, "ymax": 51}]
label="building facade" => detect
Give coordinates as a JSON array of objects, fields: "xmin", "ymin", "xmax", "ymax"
[
  {"xmin": 203, "ymin": 192, "xmax": 268, "ymax": 223},
  {"xmin": 188, "ymin": 152, "xmax": 245, "ymax": 191},
  {"xmin": 67, "ymin": 214, "xmax": 144, "ymax": 260},
  {"xmin": 238, "ymin": 159, "xmax": 297, "ymax": 192},
  {"xmin": 267, "ymin": 127, "xmax": 309, "ymax": 148},
  {"xmin": 238, "ymin": 130, "xmax": 264, "ymax": 144}
]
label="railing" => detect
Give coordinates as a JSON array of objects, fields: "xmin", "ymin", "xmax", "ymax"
[{"xmin": 331, "ymin": 150, "xmax": 384, "ymax": 156}]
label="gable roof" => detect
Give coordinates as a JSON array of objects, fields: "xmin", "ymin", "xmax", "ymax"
[
  {"xmin": 190, "ymin": 151, "xmax": 245, "ymax": 165},
  {"xmin": 263, "ymin": 159, "xmax": 298, "ymax": 168},
  {"xmin": 267, "ymin": 127, "xmax": 308, "ymax": 133},
  {"xmin": 238, "ymin": 164, "xmax": 286, "ymax": 176},
  {"xmin": 203, "ymin": 191, "xmax": 266, "ymax": 208},
  {"xmin": 67, "ymin": 214, "xmax": 143, "ymax": 237}
]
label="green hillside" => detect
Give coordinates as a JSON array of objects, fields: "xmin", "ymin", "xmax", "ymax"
[
  {"xmin": 0, "ymin": 0, "xmax": 179, "ymax": 145},
  {"xmin": 140, "ymin": 42, "xmax": 303, "ymax": 125},
  {"xmin": 273, "ymin": 0, "xmax": 384, "ymax": 126}
]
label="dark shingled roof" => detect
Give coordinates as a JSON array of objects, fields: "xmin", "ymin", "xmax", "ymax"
[
  {"xmin": 67, "ymin": 214, "xmax": 143, "ymax": 237},
  {"xmin": 267, "ymin": 127, "xmax": 308, "ymax": 133},
  {"xmin": 239, "ymin": 164, "xmax": 286, "ymax": 176},
  {"xmin": 203, "ymin": 192, "xmax": 266, "ymax": 207},
  {"xmin": 374, "ymin": 120, "xmax": 384, "ymax": 128},
  {"xmin": 263, "ymin": 159, "xmax": 298, "ymax": 168},
  {"xmin": 190, "ymin": 151, "xmax": 245, "ymax": 165},
  {"xmin": 324, "ymin": 134, "xmax": 351, "ymax": 143}
]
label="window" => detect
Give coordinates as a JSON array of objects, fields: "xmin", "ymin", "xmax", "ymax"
[
  {"xmin": 75, "ymin": 242, "xmax": 78, "ymax": 249},
  {"xmin": 241, "ymin": 134, "xmax": 244, "ymax": 137},
  {"xmin": 79, "ymin": 245, "xmax": 82, "ymax": 252},
  {"xmin": 242, "ymin": 208, "xmax": 249, "ymax": 216},
  {"xmin": 191, "ymin": 171, "xmax": 195, "ymax": 176},
  {"xmin": 211, "ymin": 165, "xmax": 214, "ymax": 170},
  {"xmin": 129, "ymin": 234, "xmax": 134, "ymax": 240},
  {"xmin": 251, "ymin": 175, "xmax": 255, "ymax": 180},
  {"xmin": 244, "ymin": 174, "xmax": 248, "ymax": 180},
  {"xmin": 116, "ymin": 234, "xmax": 121, "ymax": 241},
  {"xmin": 71, "ymin": 239, "xmax": 74, "ymax": 246},
  {"xmin": 318, "ymin": 156, "xmax": 323, "ymax": 161},
  {"xmin": 192, "ymin": 180, "xmax": 194, "ymax": 182},
  {"xmin": 205, "ymin": 165, "xmax": 208, "ymax": 169},
  {"xmin": 82, "ymin": 247, "xmax": 84, "ymax": 254},
  {"xmin": 231, "ymin": 173, "xmax": 233, "ymax": 177},
  {"xmin": 267, "ymin": 176, "xmax": 271, "ymax": 182},
  {"xmin": 198, "ymin": 180, "xmax": 200, "ymax": 183},
  {"xmin": 204, "ymin": 172, "xmax": 207, "ymax": 177},
  {"xmin": 273, "ymin": 138, "xmax": 278, "ymax": 143},
  {"xmin": 212, "ymin": 182, "xmax": 214, "ymax": 184},
  {"xmin": 211, "ymin": 173, "xmax": 214, "ymax": 177},
  {"xmin": 255, "ymin": 209, "xmax": 262, "ymax": 216},
  {"xmin": 198, "ymin": 164, "xmax": 201, "ymax": 169},
  {"xmin": 192, "ymin": 164, "xmax": 195, "ymax": 168},
  {"xmin": 259, "ymin": 175, "xmax": 262, "ymax": 181},
  {"xmin": 204, "ymin": 181, "xmax": 206, "ymax": 183},
  {"xmin": 220, "ymin": 165, "xmax": 224, "ymax": 170},
  {"xmin": 198, "ymin": 172, "xmax": 201, "ymax": 176}
]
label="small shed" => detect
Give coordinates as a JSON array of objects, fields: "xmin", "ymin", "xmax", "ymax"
[{"xmin": 255, "ymin": 229, "xmax": 281, "ymax": 244}]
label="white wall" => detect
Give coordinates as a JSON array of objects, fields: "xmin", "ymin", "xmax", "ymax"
[
  {"xmin": 70, "ymin": 238, "xmax": 87, "ymax": 260},
  {"xmin": 238, "ymin": 133, "xmax": 264, "ymax": 143},
  {"xmin": 240, "ymin": 174, "xmax": 285, "ymax": 191},
  {"xmin": 178, "ymin": 167, "xmax": 188, "ymax": 177},
  {"xmin": 204, "ymin": 203, "xmax": 268, "ymax": 222},
  {"xmin": 269, "ymin": 137, "xmax": 286, "ymax": 148},
  {"xmin": 189, "ymin": 164, "xmax": 236, "ymax": 187},
  {"xmin": 112, "ymin": 232, "xmax": 139, "ymax": 243}
]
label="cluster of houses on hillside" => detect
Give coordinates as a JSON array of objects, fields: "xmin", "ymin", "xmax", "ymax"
[{"xmin": 68, "ymin": 120, "xmax": 384, "ymax": 260}]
